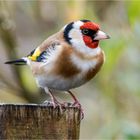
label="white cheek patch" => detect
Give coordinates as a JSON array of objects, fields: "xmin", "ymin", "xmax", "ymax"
[
  {"xmin": 69, "ymin": 28, "xmax": 85, "ymax": 44},
  {"xmin": 69, "ymin": 29, "xmax": 82, "ymax": 39},
  {"xmin": 69, "ymin": 28, "xmax": 87, "ymax": 53}
]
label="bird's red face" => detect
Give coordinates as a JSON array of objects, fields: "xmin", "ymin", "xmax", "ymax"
[
  {"xmin": 80, "ymin": 22, "xmax": 100, "ymax": 49},
  {"xmin": 64, "ymin": 20, "xmax": 110, "ymax": 51},
  {"xmin": 80, "ymin": 21, "xmax": 109, "ymax": 49}
]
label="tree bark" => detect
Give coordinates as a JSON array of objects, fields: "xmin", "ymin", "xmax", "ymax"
[{"xmin": 0, "ymin": 104, "xmax": 80, "ymax": 139}]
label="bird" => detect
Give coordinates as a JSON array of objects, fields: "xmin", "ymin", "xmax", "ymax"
[{"xmin": 5, "ymin": 19, "xmax": 110, "ymax": 118}]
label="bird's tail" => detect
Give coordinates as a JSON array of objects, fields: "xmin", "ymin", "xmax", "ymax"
[{"xmin": 5, "ymin": 58, "xmax": 27, "ymax": 65}]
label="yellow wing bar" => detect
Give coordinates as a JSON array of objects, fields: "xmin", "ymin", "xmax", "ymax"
[{"xmin": 28, "ymin": 48, "xmax": 41, "ymax": 61}]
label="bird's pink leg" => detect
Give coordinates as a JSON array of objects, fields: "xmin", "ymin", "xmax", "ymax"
[
  {"xmin": 44, "ymin": 88, "xmax": 64, "ymax": 112},
  {"xmin": 47, "ymin": 89, "xmax": 58, "ymax": 108},
  {"xmin": 67, "ymin": 90, "xmax": 84, "ymax": 119}
]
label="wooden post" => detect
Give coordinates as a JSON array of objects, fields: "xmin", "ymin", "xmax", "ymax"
[{"xmin": 0, "ymin": 104, "xmax": 81, "ymax": 139}]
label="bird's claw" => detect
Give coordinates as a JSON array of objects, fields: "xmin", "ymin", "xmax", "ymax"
[
  {"xmin": 43, "ymin": 100, "xmax": 65, "ymax": 113},
  {"xmin": 43, "ymin": 100, "xmax": 84, "ymax": 120},
  {"xmin": 71, "ymin": 101, "xmax": 84, "ymax": 120}
]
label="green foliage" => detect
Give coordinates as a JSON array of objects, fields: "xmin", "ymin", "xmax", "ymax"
[
  {"xmin": 101, "ymin": 37, "xmax": 126, "ymax": 77},
  {"xmin": 127, "ymin": 1, "xmax": 140, "ymax": 26},
  {"xmin": 123, "ymin": 121, "xmax": 140, "ymax": 140},
  {"xmin": 20, "ymin": 67, "xmax": 39, "ymax": 93}
]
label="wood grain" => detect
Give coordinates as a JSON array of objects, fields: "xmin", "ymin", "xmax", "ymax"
[{"xmin": 0, "ymin": 104, "xmax": 80, "ymax": 139}]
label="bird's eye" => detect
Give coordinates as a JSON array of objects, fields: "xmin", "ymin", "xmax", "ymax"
[{"xmin": 82, "ymin": 29, "xmax": 89, "ymax": 35}]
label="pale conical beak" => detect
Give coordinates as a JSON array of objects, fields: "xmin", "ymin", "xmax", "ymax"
[{"xmin": 94, "ymin": 30, "xmax": 110, "ymax": 40}]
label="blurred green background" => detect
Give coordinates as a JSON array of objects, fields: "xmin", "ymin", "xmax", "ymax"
[{"xmin": 0, "ymin": 0, "xmax": 140, "ymax": 139}]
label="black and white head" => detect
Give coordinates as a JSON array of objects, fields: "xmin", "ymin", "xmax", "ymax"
[{"xmin": 63, "ymin": 20, "xmax": 110, "ymax": 54}]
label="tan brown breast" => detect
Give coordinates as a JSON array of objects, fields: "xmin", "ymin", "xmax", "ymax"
[
  {"xmin": 53, "ymin": 45, "xmax": 81, "ymax": 78},
  {"xmin": 85, "ymin": 50, "xmax": 104, "ymax": 81}
]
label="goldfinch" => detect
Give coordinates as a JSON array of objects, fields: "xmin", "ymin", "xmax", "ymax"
[{"xmin": 5, "ymin": 20, "xmax": 110, "ymax": 118}]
